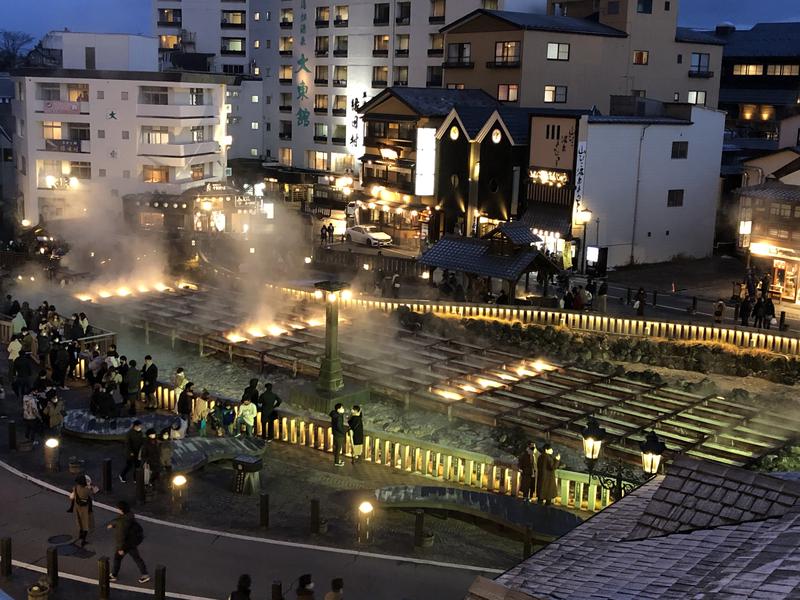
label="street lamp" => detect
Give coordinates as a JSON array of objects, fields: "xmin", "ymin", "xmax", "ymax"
[
  {"xmin": 44, "ymin": 437, "xmax": 60, "ymax": 472},
  {"xmin": 357, "ymin": 500, "xmax": 374, "ymax": 543},
  {"xmin": 581, "ymin": 417, "xmax": 665, "ymax": 501},
  {"xmin": 575, "ymin": 208, "xmax": 593, "ymax": 275}
]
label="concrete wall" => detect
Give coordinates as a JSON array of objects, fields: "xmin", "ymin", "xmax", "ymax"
[
  {"xmin": 779, "ymin": 114, "xmax": 800, "ymax": 150},
  {"xmin": 44, "ymin": 32, "xmax": 158, "ymax": 71},
  {"xmin": 581, "ymin": 106, "xmax": 725, "ymax": 266}
]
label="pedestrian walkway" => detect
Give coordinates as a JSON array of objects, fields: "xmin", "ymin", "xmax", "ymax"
[{"xmin": 0, "ymin": 461, "xmax": 498, "ymax": 599}]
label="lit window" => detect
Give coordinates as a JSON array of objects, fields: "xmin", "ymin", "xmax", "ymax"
[
  {"xmin": 633, "ymin": 50, "xmax": 649, "ymax": 65},
  {"xmin": 766, "ymin": 64, "xmax": 800, "ymax": 76},
  {"xmin": 253, "ymin": 66, "xmax": 261, "ymax": 75},
  {"xmin": 254, "ymin": 40, "xmax": 260, "ymax": 49},
  {"xmin": 251, "ymin": 121, "xmax": 259, "ymax": 130},
  {"xmin": 254, "ymin": 11, "xmax": 261, "ymax": 21},
  {"xmin": 497, "ymin": 84, "xmax": 518, "ymax": 102},
  {"xmin": 546, "ymin": 42, "xmax": 569, "ymax": 61},
  {"xmin": 544, "ymin": 85, "xmax": 567, "ymax": 103},
  {"xmin": 495, "ymin": 41, "xmax": 521, "ymax": 64},
  {"xmin": 250, "ymin": 148, "xmax": 259, "ymax": 156},
  {"xmin": 733, "ymin": 64, "xmax": 763, "ymax": 76},
  {"xmin": 687, "ymin": 90, "xmax": 706, "ymax": 105},
  {"xmin": 251, "ymin": 95, "xmax": 259, "ymax": 103}
]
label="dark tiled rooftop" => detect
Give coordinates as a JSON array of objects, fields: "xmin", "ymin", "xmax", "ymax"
[
  {"xmin": 719, "ymin": 23, "xmax": 800, "ymax": 58},
  {"xmin": 445, "ymin": 10, "xmax": 627, "ymax": 38},
  {"xmin": 361, "ymin": 87, "xmax": 497, "ymax": 118},
  {"xmin": 675, "ymin": 27, "xmax": 726, "ymax": 46},
  {"xmin": 737, "ymin": 183, "xmax": 800, "ymax": 202}
]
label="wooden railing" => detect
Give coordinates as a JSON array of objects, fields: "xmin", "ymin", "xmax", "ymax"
[
  {"xmin": 313, "ymin": 246, "xmax": 425, "ymax": 278},
  {"xmin": 0, "ymin": 315, "xmax": 117, "ymax": 353},
  {"xmin": 271, "ymin": 284, "xmax": 800, "ymax": 356}
]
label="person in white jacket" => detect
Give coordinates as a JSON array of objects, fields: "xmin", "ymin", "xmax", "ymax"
[
  {"xmin": 171, "ymin": 368, "xmax": 188, "ymax": 413},
  {"xmin": 235, "ymin": 398, "xmax": 258, "ymax": 437}
]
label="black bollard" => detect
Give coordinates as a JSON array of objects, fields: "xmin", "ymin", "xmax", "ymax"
[
  {"xmin": 271, "ymin": 580, "xmax": 283, "ymax": 600},
  {"xmin": 102, "ymin": 459, "xmax": 113, "ymax": 493},
  {"xmin": 47, "ymin": 546, "xmax": 59, "ymax": 589},
  {"xmin": 135, "ymin": 467, "xmax": 146, "ymax": 504},
  {"xmin": 154, "ymin": 565, "xmax": 166, "ymax": 600},
  {"xmin": 523, "ymin": 526, "xmax": 533, "ymax": 559},
  {"xmin": 626, "ymin": 288, "xmax": 632, "ymax": 304},
  {"xmin": 98, "ymin": 556, "xmax": 110, "ymax": 600},
  {"xmin": 260, "ymin": 493, "xmax": 269, "ymax": 529},
  {"xmin": 414, "ymin": 509, "xmax": 425, "ymax": 547},
  {"xmin": 780, "ymin": 311, "xmax": 787, "ymax": 331},
  {"xmin": 7, "ymin": 421, "xmax": 16, "ymax": 451},
  {"xmin": 310, "ymin": 498, "xmax": 320, "ymax": 534},
  {"xmin": 652, "ymin": 290, "xmax": 658, "ymax": 307},
  {"xmin": 692, "ymin": 296, "xmax": 698, "ymax": 314},
  {"xmin": 0, "ymin": 537, "xmax": 11, "ymax": 577},
  {"xmin": 734, "ymin": 302, "xmax": 740, "ymax": 321}
]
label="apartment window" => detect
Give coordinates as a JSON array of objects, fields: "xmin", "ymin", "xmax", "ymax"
[
  {"xmin": 608, "ymin": 1, "xmax": 620, "ymax": 14},
  {"xmin": 280, "ymin": 9, "xmax": 294, "ymax": 25},
  {"xmin": 67, "ymin": 84, "xmax": 89, "ymax": 102},
  {"xmin": 427, "ymin": 65, "xmax": 443, "ymax": 87},
  {"xmin": 687, "ymin": 90, "xmax": 706, "ymax": 105},
  {"xmin": 334, "ymin": 35, "xmax": 348, "ymax": 55},
  {"xmin": 253, "ymin": 40, "xmax": 260, "ymax": 49},
  {"xmin": 482, "ymin": 0, "xmax": 498, "ymax": 7},
  {"xmin": 280, "ymin": 92, "xmax": 292, "ymax": 110},
  {"xmin": 335, "ymin": 5, "xmax": 349, "ymax": 25},
  {"xmin": 495, "ymin": 41, "xmax": 521, "ymax": 64},
  {"xmin": 158, "ymin": 8, "xmax": 182, "ymax": 25},
  {"xmin": 497, "ymin": 84, "xmax": 518, "ymax": 102},
  {"xmin": 372, "ymin": 66, "xmax": 388, "ymax": 87},
  {"xmin": 394, "ymin": 66, "xmax": 409, "ymax": 86},
  {"xmin": 250, "ymin": 148, "xmax": 259, "ymax": 157},
  {"xmin": 447, "ymin": 43, "xmax": 471, "ymax": 65},
  {"xmin": 316, "ymin": 6, "xmax": 330, "ymax": 25},
  {"xmin": 333, "ymin": 94, "xmax": 347, "ymax": 114},
  {"xmin": 190, "ymin": 164, "xmax": 206, "ymax": 181},
  {"xmin": 315, "ymin": 65, "xmax": 329, "ymax": 84},
  {"xmin": 447, "ymin": 83, "xmax": 465, "ymax": 89},
  {"xmin": 546, "ymin": 42, "xmax": 569, "ymax": 61},
  {"xmin": 767, "ymin": 64, "xmax": 800, "ymax": 76},
  {"xmin": 251, "ymin": 95, "xmax": 259, "ymax": 103},
  {"xmin": 733, "ymin": 64, "xmax": 763, "ymax": 76},
  {"xmin": 374, "ymin": 3, "xmax": 390, "ymax": 25},
  {"xmin": 68, "ymin": 161, "xmax": 91, "ymax": 180},
  {"xmin": 429, "ymin": 34, "xmax": 444, "ymax": 56},
  {"xmin": 667, "ymin": 189, "xmax": 684, "ymax": 207},
  {"xmin": 85, "ymin": 47, "xmax": 96, "ymax": 69},
  {"xmin": 633, "ymin": 50, "xmax": 649, "ymax": 65},
  {"xmin": 315, "ymin": 36, "xmax": 329, "ymax": 56},
  {"xmin": 690, "ymin": 52, "xmax": 710, "ymax": 73},
  {"xmin": 279, "ymin": 148, "xmax": 292, "ymax": 166},
  {"xmin": 221, "ymin": 10, "xmax": 246, "ymax": 26},
  {"xmin": 140, "ymin": 86, "xmax": 169, "ymax": 105},
  {"xmin": 632, "ymin": 89, "xmax": 646, "ymax": 98},
  {"xmin": 223, "ymin": 64, "xmax": 244, "ymax": 74},
  {"xmin": 121, "ymin": 91, "xmax": 128, "ymax": 101},
  {"xmin": 279, "ymin": 120, "xmax": 293, "ymax": 140},
  {"xmin": 307, "ymin": 150, "xmax": 330, "ymax": 170},
  {"xmin": 279, "ymin": 65, "xmax": 293, "ymax": 82},
  {"xmin": 42, "ymin": 121, "xmax": 62, "ymax": 140},
  {"xmin": 395, "ymin": 34, "xmax": 410, "ymax": 56},
  {"xmin": 314, "ymin": 123, "xmax": 329, "ymax": 141},
  {"xmin": 544, "ymin": 85, "xmax": 567, "ymax": 103},
  {"xmin": 254, "ymin": 11, "xmax": 261, "ymax": 21},
  {"xmin": 664, "ymin": 1, "xmax": 670, "ymax": 9},
  {"xmin": 142, "ymin": 126, "xmax": 169, "ymax": 144},
  {"xmin": 637, "ymin": 0, "xmax": 653, "ymax": 13},
  {"xmin": 396, "ymin": 2, "xmax": 411, "ymax": 24},
  {"xmin": 430, "ymin": 0, "xmax": 446, "ymax": 23},
  {"xmin": 332, "ymin": 125, "xmax": 347, "ymax": 144},
  {"xmin": 189, "ymin": 88, "xmax": 205, "ymax": 106},
  {"xmin": 97, "ymin": 129, "xmax": 105, "ymax": 139},
  {"xmin": 221, "ymin": 38, "xmax": 246, "ymax": 54},
  {"xmin": 251, "ymin": 121, "xmax": 259, "ymax": 130},
  {"xmin": 545, "ymin": 124, "xmax": 561, "ymax": 140},
  {"xmin": 373, "ymin": 35, "xmax": 390, "ymax": 56},
  {"xmin": 314, "ymin": 94, "xmax": 328, "ymax": 112},
  {"xmin": 159, "ymin": 35, "xmax": 180, "ymax": 50},
  {"xmin": 334, "ymin": 65, "xmax": 348, "ymax": 86},
  {"xmin": 37, "ymin": 83, "xmax": 60, "ymax": 101},
  {"xmin": 671, "ymin": 141, "xmax": 688, "ymax": 159},
  {"xmin": 191, "ymin": 126, "xmax": 205, "ymax": 142},
  {"xmin": 279, "ymin": 36, "xmax": 294, "ymax": 54}
]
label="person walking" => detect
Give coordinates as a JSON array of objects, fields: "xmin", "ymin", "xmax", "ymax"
[
  {"xmin": 68, "ymin": 474, "xmax": 97, "ymax": 547},
  {"xmin": 235, "ymin": 396, "xmax": 258, "ymax": 437},
  {"xmin": 713, "ymin": 299, "xmax": 725, "ymax": 325},
  {"xmin": 753, "ymin": 297, "xmax": 766, "ymax": 329},
  {"xmin": 22, "ymin": 391, "xmax": 42, "ymax": 445},
  {"xmin": 119, "ymin": 421, "xmax": 144, "ymax": 483},
  {"xmin": 320, "ymin": 225, "xmax": 328, "ymax": 246},
  {"xmin": 107, "ymin": 501, "xmax": 150, "ymax": 584},
  {"xmin": 176, "ymin": 382, "xmax": 195, "ymax": 433},
  {"xmin": 258, "ymin": 382, "xmax": 282, "ymax": 441},
  {"xmin": 517, "ymin": 441, "xmax": 536, "ymax": 502},
  {"xmin": 324, "ymin": 579, "xmax": 344, "ymax": 600},
  {"xmin": 596, "ymin": 281, "xmax": 608, "ymax": 314},
  {"xmin": 765, "ymin": 296, "xmax": 776, "ymax": 330},
  {"xmin": 330, "ymin": 403, "xmax": 346, "ymax": 467},
  {"xmin": 141, "ymin": 356, "xmax": 158, "ymax": 410},
  {"xmin": 124, "ymin": 359, "xmax": 141, "ymax": 415},
  {"xmin": 536, "ymin": 443, "xmax": 560, "ymax": 505},
  {"xmin": 347, "ymin": 406, "xmax": 364, "ymax": 464},
  {"xmin": 141, "ymin": 428, "xmax": 161, "ymax": 489},
  {"xmin": 43, "ymin": 390, "xmax": 65, "ymax": 436},
  {"xmin": 634, "ymin": 287, "xmax": 646, "ymax": 317},
  {"xmin": 228, "ymin": 574, "xmax": 253, "ymax": 600}
]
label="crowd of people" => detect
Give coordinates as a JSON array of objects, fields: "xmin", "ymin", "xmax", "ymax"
[{"xmin": 737, "ymin": 271, "xmax": 778, "ymax": 329}]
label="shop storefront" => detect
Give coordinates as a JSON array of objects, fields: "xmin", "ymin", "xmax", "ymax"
[
  {"xmin": 351, "ymin": 193, "xmax": 433, "ymax": 251},
  {"xmin": 749, "ymin": 242, "xmax": 800, "ymax": 302}
]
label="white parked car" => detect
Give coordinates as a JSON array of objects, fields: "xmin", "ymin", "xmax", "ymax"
[{"xmin": 345, "ymin": 225, "xmax": 393, "ymax": 247}]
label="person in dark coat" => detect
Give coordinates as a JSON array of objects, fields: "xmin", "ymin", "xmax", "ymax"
[
  {"xmin": 159, "ymin": 428, "xmax": 173, "ymax": 480},
  {"xmin": 536, "ymin": 443, "xmax": 561, "ymax": 505},
  {"xmin": 347, "ymin": 405, "xmax": 364, "ymax": 463},
  {"xmin": 97, "ymin": 385, "xmax": 116, "ymax": 419},
  {"xmin": 634, "ymin": 287, "xmax": 646, "ymax": 317},
  {"xmin": 320, "ymin": 225, "xmax": 328, "ymax": 245},
  {"xmin": 326, "ymin": 223, "xmax": 334, "ymax": 244},
  {"xmin": 740, "ymin": 296, "xmax": 752, "ymax": 327},
  {"xmin": 176, "ymin": 382, "xmax": 195, "ymax": 433},
  {"xmin": 12, "ymin": 351, "xmax": 35, "ymax": 399},
  {"xmin": 753, "ymin": 297, "xmax": 766, "ymax": 329},
  {"xmin": 119, "ymin": 421, "xmax": 144, "ymax": 483},
  {"xmin": 518, "ymin": 441, "xmax": 536, "ymax": 502},
  {"xmin": 141, "ymin": 356, "xmax": 158, "ymax": 409},
  {"xmin": 297, "ymin": 574, "xmax": 316, "ymax": 599},
  {"xmin": 51, "ymin": 340, "xmax": 70, "ymax": 389},
  {"xmin": 124, "ymin": 359, "xmax": 141, "ymax": 415},
  {"xmin": 330, "ymin": 403, "xmax": 346, "ymax": 467},
  {"xmin": 228, "ymin": 574, "xmax": 252, "ymax": 600},
  {"xmin": 765, "ymin": 297, "xmax": 776, "ymax": 329},
  {"xmin": 107, "ymin": 501, "xmax": 150, "ymax": 583},
  {"xmin": 141, "ymin": 428, "xmax": 161, "ymax": 488},
  {"xmin": 258, "ymin": 382, "xmax": 282, "ymax": 441}
]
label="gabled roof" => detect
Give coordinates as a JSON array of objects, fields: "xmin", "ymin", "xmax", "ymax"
[
  {"xmin": 737, "ymin": 182, "xmax": 800, "ymax": 203},
  {"xmin": 720, "ymin": 23, "xmax": 800, "ymax": 58},
  {"xmin": 675, "ymin": 27, "xmax": 726, "ymax": 46},
  {"xmin": 419, "ymin": 236, "xmax": 553, "ymax": 280},
  {"xmin": 358, "ymin": 87, "xmax": 497, "ymax": 118},
  {"xmin": 484, "ymin": 221, "xmax": 542, "ymax": 246},
  {"xmin": 436, "ymin": 105, "xmax": 500, "ymax": 141},
  {"xmin": 442, "ymin": 9, "xmax": 628, "ymax": 38},
  {"xmin": 485, "ymin": 456, "xmax": 800, "ymax": 600}
]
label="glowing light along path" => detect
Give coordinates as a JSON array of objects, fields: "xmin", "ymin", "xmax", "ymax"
[
  {"xmin": 74, "ymin": 280, "xmax": 175, "ymax": 303},
  {"xmin": 434, "ymin": 359, "xmax": 556, "ymax": 401},
  {"xmin": 225, "ymin": 317, "xmax": 326, "ymax": 343}
]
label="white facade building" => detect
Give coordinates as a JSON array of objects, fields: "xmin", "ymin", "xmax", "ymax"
[
  {"xmin": 154, "ymin": 0, "xmax": 543, "ymax": 167},
  {"xmin": 578, "ymin": 105, "xmax": 725, "ymax": 266},
  {"xmin": 12, "ymin": 32, "xmax": 231, "ymax": 224}
]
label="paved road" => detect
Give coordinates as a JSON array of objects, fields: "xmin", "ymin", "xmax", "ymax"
[{"xmin": 0, "ymin": 463, "xmax": 494, "ymax": 600}]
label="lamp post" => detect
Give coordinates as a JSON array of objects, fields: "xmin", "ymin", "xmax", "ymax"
[
  {"xmin": 44, "ymin": 438, "xmax": 60, "ymax": 472},
  {"xmin": 575, "ymin": 208, "xmax": 593, "ymax": 275},
  {"xmin": 357, "ymin": 500, "xmax": 374, "ymax": 544},
  {"xmin": 581, "ymin": 417, "xmax": 665, "ymax": 501},
  {"xmin": 315, "ymin": 281, "xmax": 349, "ymax": 394}
]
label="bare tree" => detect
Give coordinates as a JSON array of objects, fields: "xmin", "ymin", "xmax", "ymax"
[{"xmin": 0, "ymin": 30, "xmax": 35, "ymax": 70}]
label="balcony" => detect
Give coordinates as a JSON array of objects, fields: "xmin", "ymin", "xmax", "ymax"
[
  {"xmin": 333, "ymin": 48, "xmax": 348, "ymax": 57},
  {"xmin": 157, "ymin": 20, "xmax": 182, "ymax": 27},
  {"xmin": 334, "ymin": 17, "xmax": 348, "ymax": 27},
  {"xmin": 279, "ymin": 77, "xmax": 292, "ymax": 85},
  {"xmin": 688, "ymin": 69, "xmax": 714, "ymax": 78},
  {"xmin": 373, "ymin": 17, "xmax": 389, "ymax": 26},
  {"xmin": 486, "ymin": 59, "xmax": 520, "ymax": 68},
  {"xmin": 395, "ymin": 49, "xmax": 409, "ymax": 58},
  {"xmin": 137, "ymin": 103, "xmax": 217, "ymax": 119},
  {"xmin": 314, "ymin": 77, "xmax": 329, "ymax": 85},
  {"xmin": 393, "ymin": 80, "xmax": 408, "ymax": 87},
  {"xmin": 279, "ymin": 104, "xmax": 292, "ymax": 112},
  {"xmin": 372, "ymin": 49, "xmax": 389, "ymax": 57},
  {"xmin": 34, "ymin": 99, "xmax": 89, "ymax": 115},
  {"xmin": 332, "ymin": 136, "xmax": 346, "ymax": 145},
  {"xmin": 42, "ymin": 139, "xmax": 90, "ymax": 153},
  {"xmin": 139, "ymin": 140, "xmax": 221, "ymax": 166},
  {"xmin": 315, "ymin": 49, "xmax": 328, "ymax": 57},
  {"xmin": 332, "ymin": 108, "xmax": 346, "ymax": 116},
  {"xmin": 314, "ymin": 135, "xmax": 328, "ymax": 143},
  {"xmin": 220, "ymin": 47, "xmax": 246, "ymax": 55},
  {"xmin": 426, "ymin": 78, "xmax": 442, "ymax": 88},
  {"xmin": 372, "ymin": 79, "xmax": 387, "ymax": 88},
  {"xmin": 396, "ymin": 16, "xmax": 410, "ymax": 25},
  {"xmin": 443, "ymin": 60, "xmax": 474, "ymax": 69},
  {"xmin": 362, "ymin": 173, "xmax": 414, "ymax": 194},
  {"xmin": 315, "ymin": 19, "xmax": 329, "ymax": 28},
  {"xmin": 220, "ymin": 21, "xmax": 246, "ymax": 29},
  {"xmin": 280, "ymin": 20, "xmax": 293, "ymax": 29},
  {"xmin": 427, "ymin": 48, "xmax": 443, "ymax": 57},
  {"xmin": 429, "ymin": 15, "xmax": 445, "ymax": 24},
  {"xmin": 279, "ymin": 132, "xmax": 292, "ymax": 141},
  {"xmin": 279, "ymin": 49, "xmax": 293, "ymax": 56},
  {"xmin": 314, "ymin": 107, "xmax": 328, "ymax": 114},
  {"xmin": 333, "ymin": 79, "xmax": 347, "ymax": 87}
]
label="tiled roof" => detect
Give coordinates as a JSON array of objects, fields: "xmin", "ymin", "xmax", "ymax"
[
  {"xmin": 482, "ymin": 457, "xmax": 800, "ymax": 600},
  {"xmin": 362, "ymin": 87, "xmax": 498, "ymax": 118},
  {"xmin": 773, "ymin": 156, "xmax": 800, "ymax": 180},
  {"xmin": 519, "ymin": 205, "xmax": 573, "ymax": 237},
  {"xmin": 488, "ymin": 221, "xmax": 541, "ymax": 246},
  {"xmin": 720, "ymin": 87, "xmax": 800, "ymax": 106},
  {"xmin": 455, "ymin": 105, "xmax": 500, "ymax": 139},
  {"xmin": 675, "ymin": 27, "xmax": 726, "ymax": 46},
  {"xmin": 418, "ymin": 236, "xmax": 546, "ymax": 280},
  {"xmin": 445, "ymin": 10, "xmax": 627, "ymax": 38},
  {"xmin": 737, "ymin": 183, "xmax": 800, "ymax": 202},
  {"xmin": 720, "ymin": 23, "xmax": 800, "ymax": 58}
]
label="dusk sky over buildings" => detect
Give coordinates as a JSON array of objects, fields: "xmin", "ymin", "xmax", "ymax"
[{"xmin": 4, "ymin": 0, "xmax": 800, "ymax": 39}]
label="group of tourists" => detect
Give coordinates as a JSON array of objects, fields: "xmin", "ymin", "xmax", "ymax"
[
  {"xmin": 328, "ymin": 403, "xmax": 364, "ymax": 467},
  {"xmin": 319, "ymin": 223, "xmax": 336, "ymax": 245},
  {"xmin": 738, "ymin": 271, "xmax": 777, "ymax": 329},
  {"xmin": 560, "ymin": 279, "xmax": 610, "ymax": 314},
  {"xmin": 517, "ymin": 441, "xmax": 562, "ymax": 505},
  {"xmin": 228, "ymin": 573, "xmax": 344, "ymax": 600},
  {"xmin": 85, "ymin": 348, "xmax": 159, "ymax": 418}
]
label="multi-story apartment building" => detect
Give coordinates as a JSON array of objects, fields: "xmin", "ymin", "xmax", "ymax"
[
  {"xmin": 12, "ymin": 31, "xmax": 231, "ymax": 224},
  {"xmin": 154, "ymin": 0, "xmax": 542, "ymax": 172},
  {"xmin": 441, "ymin": 0, "xmax": 724, "ymax": 112}
]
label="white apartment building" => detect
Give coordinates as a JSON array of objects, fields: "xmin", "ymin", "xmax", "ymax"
[
  {"xmin": 154, "ymin": 0, "xmax": 543, "ymax": 168},
  {"xmin": 12, "ymin": 31, "xmax": 231, "ymax": 224}
]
